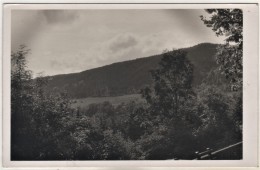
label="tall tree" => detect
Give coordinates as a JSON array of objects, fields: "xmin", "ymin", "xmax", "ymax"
[
  {"xmin": 141, "ymin": 50, "xmax": 201, "ymax": 159},
  {"xmin": 200, "ymin": 9, "xmax": 243, "ymax": 90},
  {"xmin": 11, "ymin": 45, "xmax": 35, "ymax": 159},
  {"xmin": 11, "ymin": 46, "xmax": 77, "ymax": 160},
  {"xmin": 142, "ymin": 50, "xmax": 194, "ymax": 119}
]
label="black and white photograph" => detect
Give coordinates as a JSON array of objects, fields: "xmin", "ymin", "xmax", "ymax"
[{"xmin": 2, "ymin": 3, "xmax": 259, "ymax": 167}]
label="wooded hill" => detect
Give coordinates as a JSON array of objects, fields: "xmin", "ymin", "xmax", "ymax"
[{"xmin": 45, "ymin": 43, "xmax": 219, "ymax": 98}]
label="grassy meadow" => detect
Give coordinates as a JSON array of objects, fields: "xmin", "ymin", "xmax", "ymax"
[{"xmin": 71, "ymin": 94, "xmax": 145, "ymax": 109}]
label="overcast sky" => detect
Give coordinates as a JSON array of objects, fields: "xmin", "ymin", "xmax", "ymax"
[{"xmin": 12, "ymin": 9, "xmax": 225, "ymax": 77}]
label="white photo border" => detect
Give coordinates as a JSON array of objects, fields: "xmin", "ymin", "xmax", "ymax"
[{"xmin": 1, "ymin": 2, "xmax": 259, "ymax": 169}]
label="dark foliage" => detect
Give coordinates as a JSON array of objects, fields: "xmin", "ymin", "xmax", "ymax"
[
  {"xmin": 11, "ymin": 44, "xmax": 242, "ymax": 160},
  {"xmin": 201, "ymin": 9, "xmax": 243, "ymax": 89}
]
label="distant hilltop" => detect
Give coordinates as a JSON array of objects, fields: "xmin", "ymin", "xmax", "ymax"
[{"xmin": 45, "ymin": 43, "xmax": 219, "ymax": 98}]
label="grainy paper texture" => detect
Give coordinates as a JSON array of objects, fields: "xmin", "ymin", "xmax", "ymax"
[{"xmin": 2, "ymin": 2, "xmax": 259, "ymax": 168}]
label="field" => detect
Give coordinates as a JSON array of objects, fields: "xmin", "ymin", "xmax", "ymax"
[{"xmin": 71, "ymin": 94, "xmax": 145, "ymax": 109}]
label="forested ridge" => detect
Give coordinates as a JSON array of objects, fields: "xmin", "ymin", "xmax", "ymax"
[{"xmin": 44, "ymin": 43, "xmax": 220, "ymax": 98}]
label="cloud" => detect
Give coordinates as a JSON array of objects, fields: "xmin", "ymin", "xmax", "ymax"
[
  {"xmin": 41, "ymin": 10, "xmax": 79, "ymax": 24},
  {"xmin": 109, "ymin": 34, "xmax": 138, "ymax": 52},
  {"xmin": 11, "ymin": 11, "xmax": 44, "ymax": 50},
  {"xmin": 94, "ymin": 33, "xmax": 168, "ymax": 67},
  {"xmin": 11, "ymin": 10, "xmax": 79, "ymax": 51},
  {"xmin": 12, "ymin": 9, "xmax": 225, "ymax": 77}
]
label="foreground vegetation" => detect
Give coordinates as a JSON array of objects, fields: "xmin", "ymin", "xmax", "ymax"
[{"xmin": 11, "ymin": 48, "xmax": 242, "ymax": 160}]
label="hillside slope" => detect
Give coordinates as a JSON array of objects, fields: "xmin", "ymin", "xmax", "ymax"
[{"xmin": 45, "ymin": 43, "xmax": 219, "ymax": 98}]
